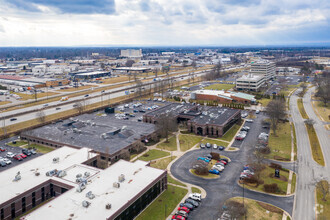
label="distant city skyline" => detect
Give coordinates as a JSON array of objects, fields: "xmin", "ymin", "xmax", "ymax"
[{"xmin": 0, "ymin": 0, "xmax": 329, "ymax": 46}]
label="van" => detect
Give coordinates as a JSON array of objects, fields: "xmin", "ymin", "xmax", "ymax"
[{"xmin": 189, "ymin": 193, "xmax": 202, "ymax": 202}]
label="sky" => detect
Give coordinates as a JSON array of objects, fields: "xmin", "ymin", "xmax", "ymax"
[{"xmin": 0, "ymin": 0, "xmax": 329, "ymax": 46}]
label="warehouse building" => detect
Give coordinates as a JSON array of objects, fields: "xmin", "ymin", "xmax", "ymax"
[
  {"xmin": 20, "ymin": 114, "xmax": 156, "ymax": 166},
  {"xmin": 191, "ymin": 89, "xmax": 256, "ymax": 104},
  {"xmin": 0, "ymin": 147, "xmax": 166, "ymax": 220}
]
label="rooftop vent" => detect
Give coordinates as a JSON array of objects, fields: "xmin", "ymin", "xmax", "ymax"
[
  {"xmin": 113, "ymin": 182, "xmax": 120, "ymax": 188},
  {"xmin": 118, "ymin": 174, "xmax": 125, "ymax": 182},
  {"xmin": 77, "ymin": 182, "xmax": 86, "ymax": 193},
  {"xmin": 13, "ymin": 171, "xmax": 21, "ymax": 182},
  {"xmin": 53, "ymin": 157, "xmax": 59, "ymax": 163},
  {"xmin": 82, "ymin": 200, "xmax": 90, "ymax": 208},
  {"xmin": 86, "ymin": 191, "xmax": 95, "ymax": 200},
  {"xmin": 105, "ymin": 204, "xmax": 112, "ymax": 210},
  {"xmin": 84, "ymin": 172, "xmax": 90, "ymax": 178},
  {"xmin": 76, "ymin": 173, "xmax": 82, "ymax": 178}
]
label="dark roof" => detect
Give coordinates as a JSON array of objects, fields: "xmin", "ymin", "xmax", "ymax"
[
  {"xmin": 22, "ymin": 114, "xmax": 155, "ymax": 155},
  {"xmin": 144, "ymin": 103, "xmax": 196, "ymax": 118}
]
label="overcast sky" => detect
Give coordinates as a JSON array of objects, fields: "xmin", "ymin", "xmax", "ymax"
[{"xmin": 0, "ymin": 0, "xmax": 329, "ymax": 46}]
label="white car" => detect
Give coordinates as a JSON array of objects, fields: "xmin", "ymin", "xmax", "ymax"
[
  {"xmin": 6, "ymin": 152, "xmax": 15, "ymax": 158},
  {"xmin": 189, "ymin": 193, "xmax": 202, "ymax": 201},
  {"xmin": 2, "ymin": 158, "xmax": 11, "ymax": 164},
  {"xmin": 245, "ymin": 119, "xmax": 254, "ymax": 123},
  {"xmin": 213, "ymin": 165, "xmax": 224, "ymax": 171},
  {"xmin": 213, "ymin": 144, "xmax": 218, "ymax": 149},
  {"xmin": 256, "ymin": 110, "xmax": 260, "ymax": 114}
]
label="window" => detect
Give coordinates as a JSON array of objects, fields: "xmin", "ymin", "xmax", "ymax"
[
  {"xmin": 11, "ymin": 203, "xmax": 15, "ymax": 218},
  {"xmin": 41, "ymin": 187, "xmax": 45, "ymax": 202},
  {"xmin": 32, "ymin": 192, "xmax": 36, "ymax": 207},
  {"xmin": 50, "ymin": 184, "xmax": 54, "ymax": 197},
  {"xmin": 1, "ymin": 208, "xmax": 4, "ymax": 220},
  {"xmin": 22, "ymin": 197, "xmax": 26, "ymax": 213}
]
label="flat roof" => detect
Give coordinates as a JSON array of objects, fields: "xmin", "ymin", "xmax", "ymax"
[
  {"xmin": 236, "ymin": 74, "xmax": 264, "ymax": 81},
  {"xmin": 112, "ymin": 67, "xmax": 150, "ymax": 71},
  {"xmin": 22, "ymin": 114, "xmax": 156, "ymax": 155},
  {"xmin": 75, "ymin": 71, "xmax": 110, "ymax": 76},
  {"xmin": 0, "ymin": 146, "xmax": 96, "ymax": 205},
  {"xmin": 24, "ymin": 160, "xmax": 165, "ymax": 220},
  {"xmin": 144, "ymin": 102, "xmax": 195, "ymax": 118},
  {"xmin": 190, "ymin": 106, "xmax": 240, "ymax": 126}
]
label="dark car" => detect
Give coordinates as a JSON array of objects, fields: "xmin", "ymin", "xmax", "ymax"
[
  {"xmin": 180, "ymin": 203, "xmax": 194, "ymax": 210},
  {"xmin": 10, "ymin": 118, "xmax": 17, "ymax": 121},
  {"xmin": 185, "ymin": 198, "xmax": 199, "ymax": 207},
  {"xmin": 84, "ymin": 94, "xmax": 89, "ymax": 97},
  {"xmin": 139, "ymin": 109, "xmax": 146, "ymax": 113},
  {"xmin": 0, "ymin": 160, "xmax": 6, "ymax": 167},
  {"xmin": 22, "ymin": 149, "xmax": 31, "ymax": 156},
  {"xmin": 218, "ymin": 146, "xmax": 225, "ymax": 151},
  {"xmin": 56, "ymin": 107, "xmax": 61, "ymax": 110}
]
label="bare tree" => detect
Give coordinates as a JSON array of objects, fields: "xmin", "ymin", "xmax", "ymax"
[
  {"xmin": 135, "ymin": 79, "xmax": 143, "ymax": 98},
  {"xmin": 74, "ymin": 102, "xmax": 84, "ymax": 114},
  {"xmin": 125, "ymin": 59, "xmax": 135, "ymax": 67},
  {"xmin": 316, "ymin": 180, "xmax": 329, "ymax": 201},
  {"xmin": 192, "ymin": 160, "xmax": 208, "ymax": 175},
  {"xmin": 304, "ymin": 119, "xmax": 315, "ymax": 129},
  {"xmin": 315, "ymin": 82, "xmax": 330, "ymax": 107},
  {"xmin": 36, "ymin": 110, "xmax": 46, "ymax": 123},
  {"xmin": 156, "ymin": 113, "xmax": 178, "ymax": 142},
  {"xmin": 299, "ymin": 83, "xmax": 308, "ymax": 97},
  {"xmin": 265, "ymin": 100, "xmax": 286, "ymax": 136},
  {"xmin": 224, "ymin": 200, "xmax": 247, "ymax": 219}
]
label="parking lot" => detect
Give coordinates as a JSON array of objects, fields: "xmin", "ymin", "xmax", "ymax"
[
  {"xmin": 170, "ymin": 111, "xmax": 293, "ymax": 220},
  {"xmin": 0, "ymin": 136, "xmax": 41, "ymax": 172}
]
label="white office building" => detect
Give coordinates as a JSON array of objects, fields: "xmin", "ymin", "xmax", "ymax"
[
  {"xmin": 236, "ymin": 74, "xmax": 265, "ymax": 91},
  {"xmin": 120, "ymin": 49, "xmax": 142, "ymax": 58},
  {"xmin": 250, "ymin": 60, "xmax": 276, "ymax": 80}
]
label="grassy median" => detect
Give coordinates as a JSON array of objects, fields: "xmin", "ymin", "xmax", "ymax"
[
  {"xmin": 305, "ymin": 125, "xmax": 325, "ymax": 166},
  {"xmin": 297, "ymin": 98, "xmax": 309, "ymax": 119},
  {"xmin": 135, "ymin": 185, "xmax": 188, "ymax": 220},
  {"xmin": 316, "ymin": 180, "xmax": 330, "ymax": 219},
  {"xmin": 267, "ymin": 122, "xmax": 292, "ymax": 161}
]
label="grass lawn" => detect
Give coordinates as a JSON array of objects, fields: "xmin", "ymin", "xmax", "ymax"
[
  {"xmin": 137, "ymin": 149, "xmax": 170, "ymax": 161},
  {"xmin": 190, "ymin": 169, "xmax": 219, "ymax": 179},
  {"xmin": 204, "ymin": 83, "xmax": 235, "ymax": 91},
  {"xmin": 191, "ymin": 187, "xmax": 201, "ymax": 194},
  {"xmin": 258, "ymin": 98, "xmax": 272, "ymax": 107},
  {"xmin": 7, "ymin": 140, "xmax": 28, "ymax": 147},
  {"xmin": 306, "ymin": 125, "xmax": 325, "ymax": 166},
  {"xmin": 13, "ymin": 91, "xmax": 58, "ymax": 100},
  {"xmin": 55, "ymin": 85, "xmax": 96, "ymax": 92},
  {"xmin": 178, "ymin": 134, "xmax": 202, "ymax": 151},
  {"xmin": 312, "ymin": 101, "xmax": 330, "ymax": 122},
  {"xmin": 227, "ymin": 197, "xmax": 284, "ymax": 220},
  {"xmin": 167, "ymin": 175, "xmax": 186, "ymax": 187},
  {"xmin": 25, "ymin": 143, "xmax": 54, "ymax": 154},
  {"xmin": 135, "ymin": 185, "xmax": 188, "ymax": 220},
  {"xmin": 0, "ymin": 100, "xmax": 11, "ymax": 105},
  {"xmin": 150, "ymin": 156, "xmax": 177, "ymax": 170},
  {"xmin": 280, "ymin": 87, "xmax": 297, "ymax": 97},
  {"xmin": 292, "ymin": 123, "xmax": 297, "ymax": 161},
  {"xmin": 316, "ymin": 180, "xmax": 330, "ymax": 219},
  {"xmin": 267, "ymin": 122, "xmax": 292, "ymax": 161},
  {"xmin": 157, "ymin": 136, "xmax": 178, "ymax": 151},
  {"xmin": 130, "ymin": 153, "xmax": 138, "ymax": 160},
  {"xmin": 201, "ymin": 138, "xmax": 229, "ymax": 147},
  {"xmin": 242, "ymin": 166, "xmax": 290, "ymax": 195},
  {"xmin": 219, "ymin": 124, "xmax": 241, "ymax": 142},
  {"xmin": 291, "ymin": 173, "xmax": 297, "ymax": 194},
  {"xmin": 297, "ymin": 98, "xmax": 309, "ymax": 119}
]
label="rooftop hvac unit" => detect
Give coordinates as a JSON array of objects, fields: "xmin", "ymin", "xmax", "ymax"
[
  {"xmin": 113, "ymin": 182, "xmax": 120, "ymax": 188},
  {"xmin": 57, "ymin": 170, "xmax": 67, "ymax": 178},
  {"xmin": 82, "ymin": 200, "xmax": 90, "ymax": 208},
  {"xmin": 76, "ymin": 173, "xmax": 82, "ymax": 178},
  {"xmin": 13, "ymin": 172, "xmax": 21, "ymax": 182},
  {"xmin": 53, "ymin": 157, "xmax": 59, "ymax": 163},
  {"xmin": 105, "ymin": 204, "xmax": 112, "ymax": 210},
  {"xmin": 118, "ymin": 174, "xmax": 125, "ymax": 182},
  {"xmin": 84, "ymin": 172, "xmax": 90, "ymax": 178},
  {"xmin": 86, "ymin": 191, "xmax": 95, "ymax": 200},
  {"xmin": 77, "ymin": 183, "xmax": 86, "ymax": 193}
]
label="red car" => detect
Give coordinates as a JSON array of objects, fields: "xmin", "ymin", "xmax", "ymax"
[
  {"xmin": 178, "ymin": 206, "xmax": 190, "ymax": 213},
  {"xmin": 220, "ymin": 160, "xmax": 227, "ymax": 165},
  {"xmin": 13, "ymin": 155, "xmax": 23, "ymax": 161},
  {"xmin": 19, "ymin": 153, "xmax": 27, "ymax": 159},
  {"xmin": 172, "ymin": 215, "xmax": 186, "ymax": 220},
  {"xmin": 0, "ymin": 147, "xmax": 5, "ymax": 152}
]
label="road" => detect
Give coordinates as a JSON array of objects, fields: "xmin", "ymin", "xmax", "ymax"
[
  {"xmin": 291, "ymin": 87, "xmax": 330, "ymax": 220},
  {"xmin": 171, "ymin": 113, "xmax": 294, "ymax": 219}
]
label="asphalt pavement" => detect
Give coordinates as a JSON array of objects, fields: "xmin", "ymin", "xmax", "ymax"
[{"xmin": 171, "ymin": 113, "xmax": 294, "ymax": 219}]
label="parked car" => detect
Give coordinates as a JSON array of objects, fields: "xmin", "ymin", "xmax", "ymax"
[
  {"xmin": 10, "ymin": 118, "xmax": 17, "ymax": 121},
  {"xmin": 0, "ymin": 147, "xmax": 5, "ymax": 152},
  {"xmin": 245, "ymin": 119, "xmax": 254, "ymax": 123},
  {"xmin": 56, "ymin": 107, "xmax": 61, "ymax": 110},
  {"xmin": 197, "ymin": 157, "xmax": 210, "ymax": 163},
  {"xmin": 6, "ymin": 152, "xmax": 15, "ymax": 158},
  {"xmin": 189, "ymin": 193, "xmax": 202, "ymax": 202},
  {"xmin": 19, "ymin": 153, "xmax": 27, "ymax": 159},
  {"xmin": 256, "ymin": 110, "xmax": 260, "ymax": 114},
  {"xmin": 13, "ymin": 155, "xmax": 23, "ymax": 161},
  {"xmin": 171, "ymin": 215, "xmax": 186, "ymax": 220},
  {"xmin": 220, "ymin": 160, "xmax": 228, "ymax": 165},
  {"xmin": 178, "ymin": 206, "xmax": 190, "ymax": 213},
  {"xmin": 3, "ymin": 158, "xmax": 11, "ymax": 164},
  {"xmin": 175, "ymin": 211, "xmax": 188, "ymax": 218},
  {"xmin": 204, "ymin": 154, "xmax": 212, "ymax": 160},
  {"xmin": 221, "ymin": 158, "xmax": 229, "ymax": 163},
  {"xmin": 215, "ymin": 162, "xmax": 225, "ymax": 167},
  {"xmin": 213, "ymin": 144, "xmax": 218, "ymax": 149},
  {"xmin": 30, "ymin": 149, "xmax": 37, "ymax": 155},
  {"xmin": 179, "ymin": 203, "xmax": 194, "ymax": 210},
  {"xmin": 209, "ymin": 169, "xmax": 220, "ymax": 175},
  {"xmin": 218, "ymin": 146, "xmax": 225, "ymax": 151},
  {"xmin": 0, "ymin": 160, "xmax": 6, "ymax": 167},
  {"xmin": 241, "ymin": 126, "xmax": 250, "ymax": 131},
  {"xmin": 22, "ymin": 149, "xmax": 31, "ymax": 156},
  {"xmin": 185, "ymin": 198, "xmax": 199, "ymax": 207},
  {"xmin": 206, "ymin": 143, "xmax": 211, "ymax": 148},
  {"xmin": 200, "ymin": 143, "xmax": 205, "ymax": 149}
]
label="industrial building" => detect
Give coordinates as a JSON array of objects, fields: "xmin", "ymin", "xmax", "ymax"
[
  {"xmin": 20, "ymin": 114, "xmax": 156, "ymax": 165},
  {"xmin": 235, "ymin": 74, "xmax": 265, "ymax": 91},
  {"xmin": 0, "ymin": 147, "xmax": 166, "ymax": 220},
  {"xmin": 191, "ymin": 89, "xmax": 256, "ymax": 104},
  {"xmin": 143, "ymin": 103, "xmax": 241, "ymax": 137},
  {"xmin": 0, "ymin": 75, "xmax": 69, "ymax": 88},
  {"xmin": 72, "ymin": 71, "xmax": 111, "ymax": 80},
  {"xmin": 112, "ymin": 67, "xmax": 151, "ymax": 74}
]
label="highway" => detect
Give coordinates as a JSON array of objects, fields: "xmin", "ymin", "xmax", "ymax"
[{"xmin": 291, "ymin": 87, "xmax": 330, "ymax": 220}]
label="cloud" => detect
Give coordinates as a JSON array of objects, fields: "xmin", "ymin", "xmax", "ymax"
[
  {"xmin": 0, "ymin": 24, "xmax": 4, "ymax": 32},
  {"xmin": 6, "ymin": 0, "xmax": 116, "ymax": 14}
]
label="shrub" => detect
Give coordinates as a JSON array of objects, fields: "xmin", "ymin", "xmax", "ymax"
[
  {"xmin": 264, "ymin": 183, "xmax": 279, "ymax": 193},
  {"xmin": 210, "ymin": 152, "xmax": 220, "ymax": 160},
  {"xmin": 269, "ymin": 162, "xmax": 282, "ymax": 170}
]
